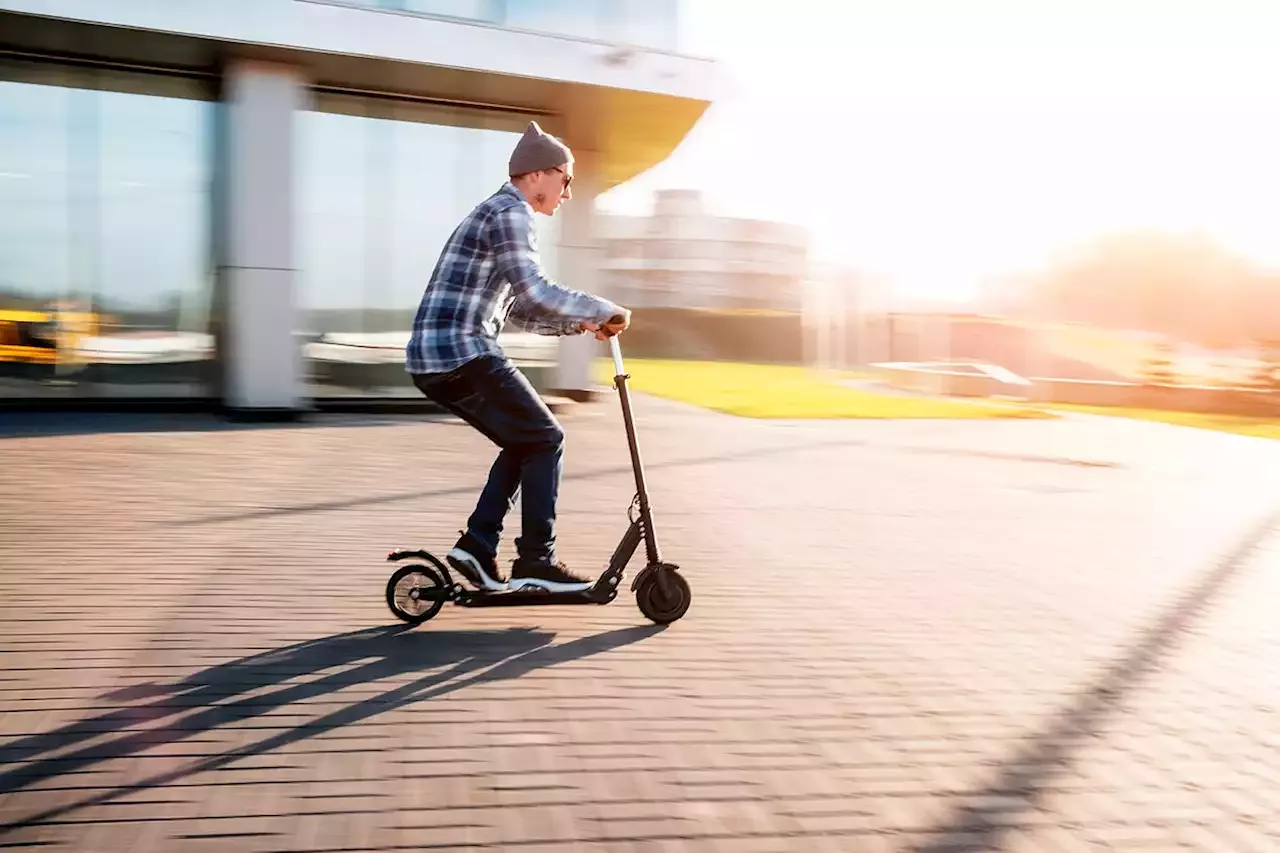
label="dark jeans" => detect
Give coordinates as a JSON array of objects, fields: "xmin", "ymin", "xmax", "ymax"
[{"xmin": 412, "ymin": 355, "xmax": 565, "ymax": 565}]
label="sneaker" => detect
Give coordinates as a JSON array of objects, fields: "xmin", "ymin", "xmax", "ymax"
[
  {"xmin": 446, "ymin": 531, "xmax": 507, "ymax": 592},
  {"xmin": 509, "ymin": 559, "xmax": 594, "ymax": 593}
]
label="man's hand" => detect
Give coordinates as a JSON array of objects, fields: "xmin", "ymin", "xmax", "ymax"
[
  {"xmin": 597, "ymin": 310, "xmax": 630, "ymax": 340},
  {"xmin": 579, "ymin": 310, "xmax": 630, "ymax": 341}
]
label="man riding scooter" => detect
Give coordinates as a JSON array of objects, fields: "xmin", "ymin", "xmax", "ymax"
[{"xmin": 406, "ymin": 121, "xmax": 629, "ymax": 596}]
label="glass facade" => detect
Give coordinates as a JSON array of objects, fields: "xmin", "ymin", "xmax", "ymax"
[
  {"xmin": 297, "ymin": 93, "xmax": 561, "ymax": 397},
  {"xmin": 319, "ymin": 0, "xmax": 681, "ymax": 52},
  {"xmin": 0, "ymin": 58, "xmax": 215, "ymax": 399}
]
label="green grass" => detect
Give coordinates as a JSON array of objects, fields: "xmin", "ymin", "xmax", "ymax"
[
  {"xmin": 1045, "ymin": 403, "xmax": 1280, "ymax": 439},
  {"xmin": 588, "ymin": 356, "xmax": 1280, "ymax": 435},
  {"xmin": 593, "ymin": 358, "xmax": 1053, "ymax": 420}
]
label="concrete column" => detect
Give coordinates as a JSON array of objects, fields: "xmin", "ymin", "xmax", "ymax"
[
  {"xmin": 217, "ymin": 59, "xmax": 307, "ymax": 414},
  {"xmin": 554, "ymin": 148, "xmax": 604, "ymax": 393}
]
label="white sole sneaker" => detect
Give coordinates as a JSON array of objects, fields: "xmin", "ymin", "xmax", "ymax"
[
  {"xmin": 447, "ymin": 548, "xmax": 508, "ymax": 591},
  {"xmin": 508, "ymin": 576, "xmax": 594, "ymax": 594}
]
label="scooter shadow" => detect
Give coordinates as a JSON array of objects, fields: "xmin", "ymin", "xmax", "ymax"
[
  {"xmin": 0, "ymin": 622, "xmax": 665, "ymax": 830},
  {"xmin": 97, "ymin": 623, "xmax": 544, "ymax": 703}
]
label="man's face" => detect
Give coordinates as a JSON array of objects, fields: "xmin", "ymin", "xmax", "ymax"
[{"xmin": 530, "ymin": 165, "xmax": 573, "ymax": 215}]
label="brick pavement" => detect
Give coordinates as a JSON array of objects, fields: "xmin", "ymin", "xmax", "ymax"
[{"xmin": 2, "ymin": 396, "xmax": 1280, "ymax": 851}]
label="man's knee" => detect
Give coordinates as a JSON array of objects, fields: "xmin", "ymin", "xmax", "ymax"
[
  {"xmin": 514, "ymin": 421, "xmax": 563, "ymax": 456},
  {"xmin": 536, "ymin": 421, "xmax": 565, "ymax": 453}
]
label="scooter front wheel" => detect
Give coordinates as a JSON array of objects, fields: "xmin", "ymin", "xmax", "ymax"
[
  {"xmin": 635, "ymin": 570, "xmax": 691, "ymax": 625},
  {"xmin": 386, "ymin": 564, "xmax": 449, "ymax": 625}
]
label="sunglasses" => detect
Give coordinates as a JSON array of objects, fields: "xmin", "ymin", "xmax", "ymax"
[{"xmin": 551, "ymin": 166, "xmax": 573, "ymax": 189}]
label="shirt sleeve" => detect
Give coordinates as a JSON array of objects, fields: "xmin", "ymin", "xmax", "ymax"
[
  {"xmin": 489, "ymin": 203, "xmax": 624, "ymax": 327},
  {"xmin": 506, "ymin": 298, "xmax": 583, "ymax": 336}
]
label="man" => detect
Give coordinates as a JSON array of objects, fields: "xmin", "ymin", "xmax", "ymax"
[{"xmin": 406, "ymin": 121, "xmax": 629, "ymax": 595}]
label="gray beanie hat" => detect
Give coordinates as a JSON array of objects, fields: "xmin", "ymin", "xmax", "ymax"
[{"xmin": 508, "ymin": 121, "xmax": 573, "ymax": 177}]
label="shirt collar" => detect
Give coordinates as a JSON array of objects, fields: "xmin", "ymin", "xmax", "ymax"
[
  {"xmin": 500, "ymin": 181, "xmax": 527, "ymax": 205},
  {"xmin": 499, "ymin": 181, "xmax": 535, "ymax": 216}
]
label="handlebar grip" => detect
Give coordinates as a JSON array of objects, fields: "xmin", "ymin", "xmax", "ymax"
[{"xmin": 596, "ymin": 313, "xmax": 627, "ymax": 338}]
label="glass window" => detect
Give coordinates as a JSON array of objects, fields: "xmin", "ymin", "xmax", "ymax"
[
  {"xmin": 335, "ymin": 0, "xmax": 500, "ymax": 23},
  {"xmin": 505, "ymin": 0, "xmax": 678, "ymax": 48},
  {"xmin": 615, "ymin": 0, "xmax": 679, "ymax": 51},
  {"xmin": 397, "ymin": 0, "xmax": 499, "ymax": 21},
  {"xmin": 312, "ymin": 0, "xmax": 681, "ymax": 50},
  {"xmin": 504, "ymin": 0, "xmax": 604, "ymax": 40},
  {"xmin": 298, "ymin": 94, "xmax": 561, "ymax": 398},
  {"xmin": 0, "ymin": 59, "xmax": 214, "ymax": 400}
]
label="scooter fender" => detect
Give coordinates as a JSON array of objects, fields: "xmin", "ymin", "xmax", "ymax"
[
  {"xmin": 387, "ymin": 549, "xmax": 435, "ymax": 562},
  {"xmin": 630, "ymin": 562, "xmax": 680, "ymax": 592}
]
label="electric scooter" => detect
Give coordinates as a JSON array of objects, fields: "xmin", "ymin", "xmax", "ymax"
[{"xmin": 383, "ymin": 328, "xmax": 692, "ymax": 626}]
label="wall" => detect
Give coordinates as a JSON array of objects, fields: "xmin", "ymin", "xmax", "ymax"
[{"xmin": 875, "ymin": 363, "xmax": 1280, "ymax": 417}]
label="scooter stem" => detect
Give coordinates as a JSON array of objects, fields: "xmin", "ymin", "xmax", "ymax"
[{"xmin": 608, "ymin": 335, "xmax": 661, "ymax": 565}]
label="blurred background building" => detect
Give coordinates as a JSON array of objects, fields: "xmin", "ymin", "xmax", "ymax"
[
  {"xmin": 595, "ymin": 189, "xmax": 809, "ymax": 312},
  {"xmin": 0, "ymin": 0, "xmax": 717, "ymax": 413}
]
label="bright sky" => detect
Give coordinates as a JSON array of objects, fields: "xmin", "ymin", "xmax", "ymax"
[{"xmin": 597, "ymin": 0, "xmax": 1280, "ymax": 303}]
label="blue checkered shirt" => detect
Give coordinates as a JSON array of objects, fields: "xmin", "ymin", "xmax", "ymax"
[{"xmin": 405, "ymin": 182, "xmax": 623, "ymax": 375}]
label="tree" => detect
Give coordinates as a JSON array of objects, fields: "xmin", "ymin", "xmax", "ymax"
[{"xmin": 1012, "ymin": 230, "xmax": 1279, "ymax": 348}]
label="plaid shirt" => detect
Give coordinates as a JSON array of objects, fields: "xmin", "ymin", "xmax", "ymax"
[{"xmin": 405, "ymin": 182, "xmax": 623, "ymax": 375}]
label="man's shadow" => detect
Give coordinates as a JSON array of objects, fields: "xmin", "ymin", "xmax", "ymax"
[{"xmin": 0, "ymin": 621, "xmax": 663, "ymax": 833}]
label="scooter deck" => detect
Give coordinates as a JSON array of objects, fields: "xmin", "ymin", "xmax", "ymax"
[{"xmin": 455, "ymin": 584, "xmax": 617, "ymax": 608}]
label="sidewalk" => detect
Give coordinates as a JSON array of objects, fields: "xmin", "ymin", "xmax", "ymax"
[{"xmin": 1, "ymin": 396, "xmax": 1278, "ymax": 851}]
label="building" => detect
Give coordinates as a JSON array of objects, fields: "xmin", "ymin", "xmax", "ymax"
[
  {"xmin": 0, "ymin": 0, "xmax": 717, "ymax": 413},
  {"xmin": 596, "ymin": 189, "xmax": 808, "ymax": 312}
]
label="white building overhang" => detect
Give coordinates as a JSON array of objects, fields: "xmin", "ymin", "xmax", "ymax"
[{"xmin": 0, "ymin": 0, "xmax": 718, "ymax": 190}]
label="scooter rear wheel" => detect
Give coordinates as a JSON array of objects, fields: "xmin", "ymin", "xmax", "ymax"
[
  {"xmin": 386, "ymin": 564, "xmax": 448, "ymax": 625},
  {"xmin": 635, "ymin": 570, "xmax": 691, "ymax": 625}
]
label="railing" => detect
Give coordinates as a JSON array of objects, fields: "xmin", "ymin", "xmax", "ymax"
[{"xmin": 299, "ymin": 0, "xmax": 683, "ymax": 54}]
